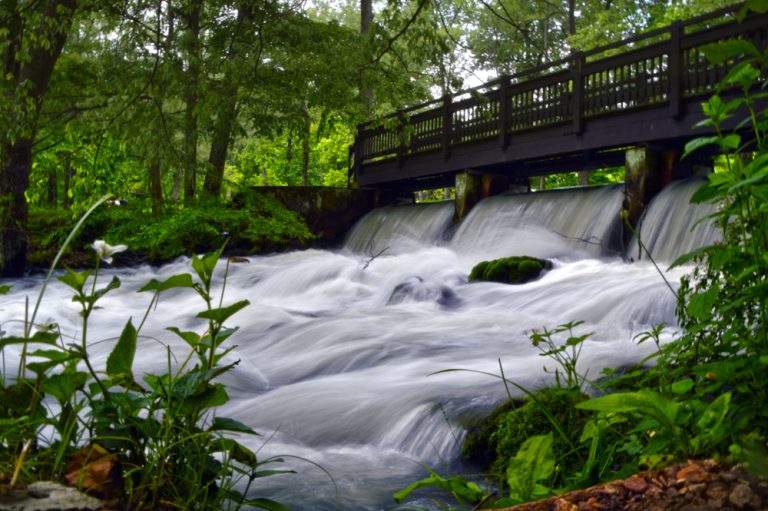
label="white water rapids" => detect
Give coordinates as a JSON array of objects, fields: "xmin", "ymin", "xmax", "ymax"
[{"xmin": 0, "ymin": 179, "xmax": 717, "ymax": 510}]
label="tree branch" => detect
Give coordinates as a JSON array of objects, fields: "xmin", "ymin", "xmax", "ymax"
[{"xmin": 368, "ymin": 0, "xmax": 429, "ymax": 66}]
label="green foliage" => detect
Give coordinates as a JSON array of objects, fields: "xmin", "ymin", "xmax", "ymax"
[
  {"xmin": 504, "ymin": 433, "xmax": 555, "ymax": 504},
  {"xmin": 0, "ymin": 226, "xmax": 290, "ymax": 509},
  {"xmin": 72, "ymin": 194, "xmax": 313, "ymax": 262},
  {"xmin": 468, "ymin": 256, "xmax": 552, "ymax": 285},
  {"xmin": 393, "ymin": 469, "xmax": 485, "ymax": 507},
  {"xmin": 491, "ymin": 389, "xmax": 589, "ymax": 491},
  {"xmin": 530, "ymin": 321, "xmax": 592, "ymax": 390}
]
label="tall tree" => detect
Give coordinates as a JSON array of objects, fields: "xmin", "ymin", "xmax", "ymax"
[{"xmin": 0, "ymin": 0, "xmax": 78, "ymax": 276}]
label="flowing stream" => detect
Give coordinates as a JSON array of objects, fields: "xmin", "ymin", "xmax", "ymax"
[{"xmin": 0, "ymin": 179, "xmax": 717, "ymax": 510}]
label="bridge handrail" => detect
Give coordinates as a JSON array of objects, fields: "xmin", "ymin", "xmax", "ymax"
[
  {"xmin": 353, "ymin": 3, "xmax": 768, "ymax": 176},
  {"xmin": 357, "ymin": 3, "xmax": 745, "ymax": 131}
]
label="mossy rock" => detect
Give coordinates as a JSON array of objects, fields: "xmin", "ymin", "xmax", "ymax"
[
  {"xmin": 462, "ymin": 388, "xmax": 590, "ymax": 488},
  {"xmin": 468, "ymin": 256, "xmax": 552, "ymax": 284}
]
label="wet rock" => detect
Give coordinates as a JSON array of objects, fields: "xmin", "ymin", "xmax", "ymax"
[
  {"xmin": 0, "ymin": 481, "xmax": 104, "ymax": 511},
  {"xmin": 387, "ymin": 277, "xmax": 461, "ymax": 308},
  {"xmin": 728, "ymin": 482, "xmax": 753, "ymax": 507},
  {"xmin": 468, "ymin": 256, "xmax": 552, "ymax": 285}
]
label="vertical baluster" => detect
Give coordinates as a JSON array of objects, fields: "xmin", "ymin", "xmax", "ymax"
[{"xmin": 572, "ymin": 51, "xmax": 584, "ymax": 133}]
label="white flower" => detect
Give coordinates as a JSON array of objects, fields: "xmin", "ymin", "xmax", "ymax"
[{"xmin": 92, "ymin": 240, "xmax": 128, "ymax": 264}]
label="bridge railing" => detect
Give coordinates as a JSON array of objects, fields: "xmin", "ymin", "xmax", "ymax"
[{"xmin": 353, "ymin": 5, "xmax": 768, "ymax": 177}]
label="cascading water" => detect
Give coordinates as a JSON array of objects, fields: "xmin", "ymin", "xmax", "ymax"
[
  {"xmin": 452, "ymin": 185, "xmax": 625, "ymax": 260},
  {"xmin": 627, "ymin": 176, "xmax": 720, "ymax": 263},
  {"xmin": 344, "ymin": 201, "xmax": 455, "ymax": 254},
  {"xmin": 0, "ymin": 179, "xmax": 716, "ymax": 510}
]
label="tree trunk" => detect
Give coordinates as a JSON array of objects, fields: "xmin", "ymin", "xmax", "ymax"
[
  {"xmin": 361, "ymin": 0, "xmax": 374, "ymax": 117},
  {"xmin": 149, "ymin": 153, "xmax": 163, "ymax": 217},
  {"xmin": 47, "ymin": 165, "xmax": 58, "ymax": 207},
  {"xmin": 261, "ymin": 166, "xmax": 268, "ymax": 186},
  {"xmin": 203, "ymin": 99, "xmax": 237, "ymax": 198},
  {"xmin": 0, "ymin": 141, "xmax": 32, "ymax": 276},
  {"xmin": 202, "ymin": 6, "xmax": 248, "ymax": 199},
  {"xmin": 301, "ymin": 99, "xmax": 311, "ymax": 186},
  {"xmin": 183, "ymin": 0, "xmax": 201, "ymax": 204},
  {"xmin": 0, "ymin": 0, "xmax": 77, "ymax": 276}
]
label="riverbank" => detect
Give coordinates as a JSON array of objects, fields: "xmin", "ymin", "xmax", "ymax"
[{"xmin": 25, "ymin": 187, "xmax": 380, "ymax": 274}]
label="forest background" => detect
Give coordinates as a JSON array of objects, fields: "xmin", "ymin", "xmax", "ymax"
[{"xmin": 0, "ymin": 0, "xmax": 733, "ymax": 276}]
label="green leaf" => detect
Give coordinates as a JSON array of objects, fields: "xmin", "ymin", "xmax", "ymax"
[
  {"xmin": 687, "ymin": 287, "xmax": 719, "ymax": 321},
  {"xmin": 197, "ymin": 299, "xmax": 250, "ymax": 324},
  {"xmin": 57, "ymin": 268, "xmax": 91, "ymax": 294},
  {"xmin": 138, "ymin": 273, "xmax": 195, "ymax": 293},
  {"xmin": 0, "ymin": 330, "xmax": 60, "ymax": 350},
  {"xmin": 166, "ymin": 327, "xmax": 202, "ymax": 348},
  {"xmin": 394, "ymin": 470, "xmax": 485, "ymax": 504},
  {"xmin": 0, "ymin": 285, "xmax": 10, "ymax": 295},
  {"xmin": 577, "ymin": 390, "xmax": 679, "ymax": 428},
  {"xmin": 212, "ymin": 438, "xmax": 257, "ymax": 464},
  {"xmin": 683, "ymin": 136, "xmax": 719, "ymax": 159},
  {"xmin": 696, "ymin": 392, "xmax": 730, "ymax": 433},
  {"xmin": 506, "ymin": 433, "xmax": 555, "ymax": 502},
  {"xmin": 721, "ymin": 62, "xmax": 761, "ymax": 90},
  {"xmin": 209, "ymin": 416, "xmax": 258, "ymax": 435},
  {"xmin": 701, "ymin": 39, "xmax": 761, "ymax": 65},
  {"xmin": 670, "ymin": 378, "xmax": 694, "ymax": 395},
  {"xmin": 192, "ymin": 247, "xmax": 225, "ymax": 287},
  {"xmin": 92, "ymin": 275, "xmax": 121, "ymax": 301},
  {"xmin": 242, "ymin": 498, "xmax": 292, "ymax": 511},
  {"xmin": 720, "ymin": 134, "xmax": 741, "ymax": 151},
  {"xmin": 41, "ymin": 372, "xmax": 88, "ymax": 403},
  {"xmin": 106, "ymin": 319, "xmax": 137, "ymax": 380}
]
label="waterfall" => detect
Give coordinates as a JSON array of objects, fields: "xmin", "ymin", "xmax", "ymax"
[
  {"xmin": 452, "ymin": 185, "xmax": 625, "ymax": 260},
  {"xmin": 627, "ymin": 177, "xmax": 721, "ymax": 263},
  {"xmin": 0, "ymin": 182, "xmax": 708, "ymax": 511},
  {"xmin": 344, "ymin": 201, "xmax": 455, "ymax": 254}
]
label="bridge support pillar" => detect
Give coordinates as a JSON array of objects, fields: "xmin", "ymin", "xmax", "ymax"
[
  {"xmin": 455, "ymin": 172, "xmax": 515, "ymax": 221},
  {"xmin": 455, "ymin": 171, "xmax": 482, "ymax": 221},
  {"xmin": 624, "ymin": 147, "xmax": 662, "ymax": 243}
]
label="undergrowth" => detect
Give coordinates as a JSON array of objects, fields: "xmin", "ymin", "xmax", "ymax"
[
  {"xmin": 1, "ymin": 198, "xmax": 292, "ymax": 510},
  {"xmin": 394, "ymin": 2, "xmax": 768, "ymax": 508}
]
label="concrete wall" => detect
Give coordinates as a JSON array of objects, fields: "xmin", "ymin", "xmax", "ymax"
[{"xmin": 249, "ymin": 186, "xmax": 381, "ymax": 246}]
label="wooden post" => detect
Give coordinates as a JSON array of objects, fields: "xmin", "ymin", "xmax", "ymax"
[
  {"xmin": 397, "ymin": 111, "xmax": 407, "ymax": 168},
  {"xmin": 498, "ymin": 75, "xmax": 510, "ymax": 149},
  {"xmin": 442, "ymin": 94, "xmax": 452, "ymax": 159},
  {"xmin": 572, "ymin": 51, "xmax": 584, "ymax": 134},
  {"xmin": 668, "ymin": 20, "xmax": 683, "ymax": 118},
  {"xmin": 354, "ymin": 125, "xmax": 364, "ymax": 178}
]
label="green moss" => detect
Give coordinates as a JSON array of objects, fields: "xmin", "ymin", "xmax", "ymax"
[
  {"xmin": 463, "ymin": 388, "xmax": 590, "ymax": 488},
  {"xmin": 468, "ymin": 256, "xmax": 552, "ymax": 284}
]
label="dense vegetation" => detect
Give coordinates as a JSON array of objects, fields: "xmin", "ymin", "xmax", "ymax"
[
  {"xmin": 395, "ymin": 1, "xmax": 768, "ymax": 507},
  {"xmin": 2, "ymin": 0, "xmax": 766, "ymax": 510},
  {"xmin": 1, "ymin": 0, "xmax": 733, "ymax": 276}
]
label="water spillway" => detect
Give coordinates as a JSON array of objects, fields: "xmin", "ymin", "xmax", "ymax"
[
  {"xmin": 628, "ymin": 177, "xmax": 721, "ymax": 263},
  {"xmin": 452, "ymin": 185, "xmax": 625, "ymax": 260},
  {"xmin": 0, "ymin": 179, "xmax": 717, "ymax": 510}
]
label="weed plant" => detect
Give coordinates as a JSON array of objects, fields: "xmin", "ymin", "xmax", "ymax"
[{"xmin": 0, "ymin": 197, "xmax": 290, "ymax": 510}]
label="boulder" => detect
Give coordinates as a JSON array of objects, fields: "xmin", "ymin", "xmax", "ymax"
[{"xmin": 468, "ymin": 256, "xmax": 552, "ymax": 284}]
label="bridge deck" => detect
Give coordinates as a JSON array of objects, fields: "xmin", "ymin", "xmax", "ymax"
[{"xmin": 351, "ymin": 6, "xmax": 768, "ymax": 191}]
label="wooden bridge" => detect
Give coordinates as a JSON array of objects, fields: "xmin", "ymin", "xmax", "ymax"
[{"xmin": 351, "ymin": 6, "xmax": 768, "ymax": 192}]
